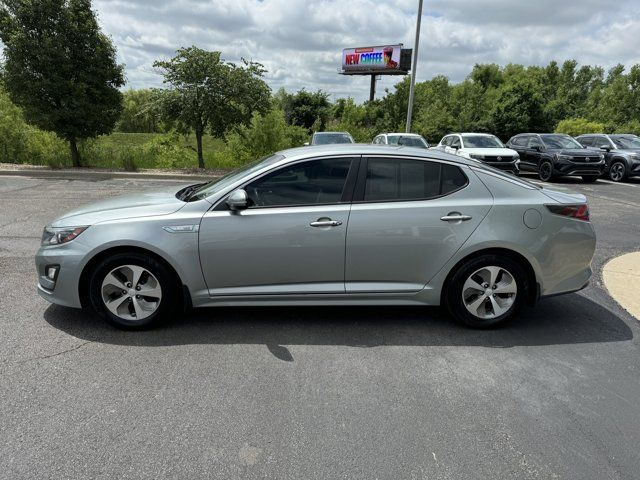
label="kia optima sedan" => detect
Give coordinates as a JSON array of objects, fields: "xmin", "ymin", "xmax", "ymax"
[{"xmin": 36, "ymin": 145, "xmax": 596, "ymax": 330}]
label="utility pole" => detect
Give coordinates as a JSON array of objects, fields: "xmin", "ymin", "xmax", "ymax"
[{"xmin": 405, "ymin": 0, "xmax": 423, "ymax": 133}]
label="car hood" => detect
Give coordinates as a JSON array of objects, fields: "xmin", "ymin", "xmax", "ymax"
[
  {"xmin": 51, "ymin": 185, "xmax": 188, "ymax": 227},
  {"xmin": 460, "ymin": 148, "xmax": 518, "ymax": 156},
  {"xmin": 550, "ymin": 148, "xmax": 599, "ymax": 156}
]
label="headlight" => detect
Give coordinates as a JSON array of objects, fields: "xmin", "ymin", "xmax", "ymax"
[
  {"xmin": 41, "ymin": 226, "xmax": 88, "ymax": 246},
  {"xmin": 557, "ymin": 154, "xmax": 573, "ymax": 161},
  {"xmin": 469, "ymin": 154, "xmax": 484, "ymax": 160},
  {"xmin": 513, "ymin": 155, "xmax": 520, "ymax": 163}
]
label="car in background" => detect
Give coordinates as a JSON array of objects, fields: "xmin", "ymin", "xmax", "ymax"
[
  {"xmin": 307, "ymin": 131, "xmax": 355, "ymax": 146},
  {"xmin": 372, "ymin": 133, "xmax": 429, "ymax": 148},
  {"xmin": 36, "ymin": 145, "xmax": 595, "ymax": 330},
  {"xmin": 506, "ymin": 133, "xmax": 605, "ymax": 182},
  {"xmin": 575, "ymin": 134, "xmax": 640, "ymax": 182},
  {"xmin": 432, "ymin": 133, "xmax": 520, "ymax": 174}
]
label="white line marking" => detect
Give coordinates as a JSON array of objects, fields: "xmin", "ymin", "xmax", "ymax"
[{"xmin": 598, "ymin": 179, "xmax": 640, "ymax": 188}]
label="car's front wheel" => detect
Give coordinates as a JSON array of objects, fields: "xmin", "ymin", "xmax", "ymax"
[
  {"xmin": 88, "ymin": 252, "xmax": 180, "ymax": 330},
  {"xmin": 538, "ymin": 160, "xmax": 555, "ymax": 182},
  {"xmin": 445, "ymin": 254, "xmax": 528, "ymax": 328},
  {"xmin": 608, "ymin": 161, "xmax": 627, "ymax": 182}
]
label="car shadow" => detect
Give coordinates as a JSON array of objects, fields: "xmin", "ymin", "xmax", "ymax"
[{"xmin": 43, "ymin": 294, "xmax": 633, "ymax": 360}]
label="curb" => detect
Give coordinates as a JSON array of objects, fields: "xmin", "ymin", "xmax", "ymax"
[
  {"xmin": 602, "ymin": 252, "xmax": 640, "ymax": 321},
  {"xmin": 0, "ymin": 169, "xmax": 223, "ymax": 182}
]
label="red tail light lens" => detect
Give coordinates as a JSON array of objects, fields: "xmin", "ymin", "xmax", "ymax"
[{"xmin": 546, "ymin": 204, "xmax": 590, "ymax": 222}]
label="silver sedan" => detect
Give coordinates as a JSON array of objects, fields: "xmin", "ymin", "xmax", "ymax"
[{"xmin": 36, "ymin": 145, "xmax": 596, "ymax": 329}]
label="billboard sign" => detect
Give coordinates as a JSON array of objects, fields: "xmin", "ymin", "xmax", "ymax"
[{"xmin": 341, "ymin": 44, "xmax": 404, "ymax": 74}]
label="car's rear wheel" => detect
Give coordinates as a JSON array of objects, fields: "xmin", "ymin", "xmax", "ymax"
[
  {"xmin": 445, "ymin": 254, "xmax": 528, "ymax": 328},
  {"xmin": 608, "ymin": 161, "xmax": 627, "ymax": 182},
  {"xmin": 88, "ymin": 252, "xmax": 180, "ymax": 330},
  {"xmin": 538, "ymin": 160, "xmax": 555, "ymax": 182},
  {"xmin": 581, "ymin": 175, "xmax": 599, "ymax": 183}
]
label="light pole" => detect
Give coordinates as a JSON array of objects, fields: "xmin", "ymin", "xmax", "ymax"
[{"xmin": 405, "ymin": 0, "xmax": 423, "ymax": 133}]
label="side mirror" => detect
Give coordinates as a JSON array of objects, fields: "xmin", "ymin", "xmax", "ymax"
[
  {"xmin": 599, "ymin": 144, "xmax": 611, "ymax": 152},
  {"xmin": 303, "ymin": 142, "xmax": 310, "ymax": 146},
  {"xmin": 533, "ymin": 145, "xmax": 542, "ymax": 152},
  {"xmin": 226, "ymin": 189, "xmax": 249, "ymax": 211}
]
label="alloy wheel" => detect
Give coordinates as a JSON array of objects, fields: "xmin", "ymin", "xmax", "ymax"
[
  {"xmin": 609, "ymin": 163, "xmax": 625, "ymax": 182},
  {"xmin": 462, "ymin": 266, "xmax": 517, "ymax": 320},
  {"xmin": 101, "ymin": 265, "xmax": 162, "ymax": 321},
  {"xmin": 539, "ymin": 162, "xmax": 552, "ymax": 181}
]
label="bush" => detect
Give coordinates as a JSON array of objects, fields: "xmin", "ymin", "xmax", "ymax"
[
  {"xmin": 555, "ymin": 118, "xmax": 605, "ymax": 137},
  {"xmin": 0, "ymin": 87, "xmax": 69, "ymax": 166},
  {"xmin": 612, "ymin": 120, "xmax": 640, "ymax": 136},
  {"xmin": 214, "ymin": 109, "xmax": 308, "ymax": 167},
  {"xmin": 139, "ymin": 132, "xmax": 198, "ymax": 169}
]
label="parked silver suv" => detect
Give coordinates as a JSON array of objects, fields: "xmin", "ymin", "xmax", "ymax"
[{"xmin": 36, "ymin": 145, "xmax": 595, "ymax": 330}]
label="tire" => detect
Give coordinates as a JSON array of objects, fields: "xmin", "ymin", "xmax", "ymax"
[
  {"xmin": 581, "ymin": 175, "xmax": 599, "ymax": 183},
  {"xmin": 537, "ymin": 160, "xmax": 555, "ymax": 182},
  {"xmin": 88, "ymin": 252, "xmax": 181, "ymax": 330},
  {"xmin": 608, "ymin": 161, "xmax": 627, "ymax": 182},
  {"xmin": 445, "ymin": 254, "xmax": 529, "ymax": 328}
]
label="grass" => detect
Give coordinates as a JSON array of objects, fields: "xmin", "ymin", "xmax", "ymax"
[
  {"xmin": 97, "ymin": 132, "xmax": 225, "ymax": 152},
  {"xmin": 78, "ymin": 132, "xmax": 228, "ymax": 170}
]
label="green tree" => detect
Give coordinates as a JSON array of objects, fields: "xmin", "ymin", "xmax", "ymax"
[
  {"xmin": 275, "ymin": 88, "xmax": 331, "ymax": 131},
  {"xmin": 0, "ymin": 0, "xmax": 125, "ymax": 166},
  {"xmin": 153, "ymin": 46, "xmax": 271, "ymax": 168},
  {"xmin": 117, "ymin": 89, "xmax": 166, "ymax": 133},
  {"xmin": 491, "ymin": 76, "xmax": 546, "ymax": 140}
]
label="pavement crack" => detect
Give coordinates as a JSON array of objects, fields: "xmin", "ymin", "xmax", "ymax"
[{"xmin": 16, "ymin": 340, "xmax": 93, "ymax": 364}]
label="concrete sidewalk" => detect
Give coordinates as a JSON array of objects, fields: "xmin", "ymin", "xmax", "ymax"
[{"xmin": 603, "ymin": 252, "xmax": 640, "ymax": 320}]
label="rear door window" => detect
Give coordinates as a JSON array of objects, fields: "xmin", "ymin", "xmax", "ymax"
[{"xmin": 359, "ymin": 158, "xmax": 467, "ymax": 202}]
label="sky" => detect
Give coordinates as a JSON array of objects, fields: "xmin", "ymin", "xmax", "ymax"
[{"xmin": 93, "ymin": 0, "xmax": 640, "ymax": 102}]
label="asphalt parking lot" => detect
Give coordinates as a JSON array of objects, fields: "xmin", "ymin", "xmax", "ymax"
[{"xmin": 1, "ymin": 173, "xmax": 639, "ymax": 480}]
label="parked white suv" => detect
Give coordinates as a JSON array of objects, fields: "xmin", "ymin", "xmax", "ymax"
[
  {"xmin": 372, "ymin": 133, "xmax": 429, "ymax": 148},
  {"xmin": 433, "ymin": 133, "xmax": 520, "ymax": 174}
]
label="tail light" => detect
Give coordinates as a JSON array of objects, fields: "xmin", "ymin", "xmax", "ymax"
[{"xmin": 546, "ymin": 204, "xmax": 590, "ymax": 222}]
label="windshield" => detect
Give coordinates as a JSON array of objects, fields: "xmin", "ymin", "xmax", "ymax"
[
  {"xmin": 189, "ymin": 154, "xmax": 285, "ymax": 201},
  {"xmin": 540, "ymin": 135, "xmax": 583, "ymax": 149},
  {"xmin": 462, "ymin": 135, "xmax": 504, "ymax": 148},
  {"xmin": 611, "ymin": 135, "xmax": 640, "ymax": 149},
  {"xmin": 312, "ymin": 133, "xmax": 354, "ymax": 145},
  {"xmin": 388, "ymin": 135, "xmax": 428, "ymax": 148}
]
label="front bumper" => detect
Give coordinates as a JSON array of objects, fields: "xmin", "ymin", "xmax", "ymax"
[
  {"xmin": 35, "ymin": 243, "xmax": 88, "ymax": 309},
  {"xmin": 554, "ymin": 159, "xmax": 605, "ymax": 176},
  {"xmin": 485, "ymin": 161, "xmax": 519, "ymax": 174}
]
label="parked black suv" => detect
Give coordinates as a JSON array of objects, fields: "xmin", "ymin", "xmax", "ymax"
[
  {"xmin": 506, "ymin": 133, "xmax": 605, "ymax": 182},
  {"xmin": 575, "ymin": 134, "xmax": 640, "ymax": 182}
]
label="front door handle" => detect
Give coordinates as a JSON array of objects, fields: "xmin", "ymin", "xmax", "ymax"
[
  {"xmin": 441, "ymin": 213, "xmax": 473, "ymax": 222},
  {"xmin": 310, "ymin": 219, "xmax": 342, "ymax": 227}
]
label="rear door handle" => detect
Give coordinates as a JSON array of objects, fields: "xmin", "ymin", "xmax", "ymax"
[
  {"xmin": 310, "ymin": 220, "xmax": 342, "ymax": 227},
  {"xmin": 440, "ymin": 213, "xmax": 473, "ymax": 222}
]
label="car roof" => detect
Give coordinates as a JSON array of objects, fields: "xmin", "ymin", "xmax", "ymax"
[
  {"xmin": 313, "ymin": 131, "xmax": 351, "ymax": 135},
  {"xmin": 458, "ymin": 132, "xmax": 496, "ymax": 137},
  {"xmin": 382, "ymin": 132, "xmax": 423, "ymax": 137},
  {"xmin": 276, "ymin": 144, "xmax": 479, "ymax": 167}
]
